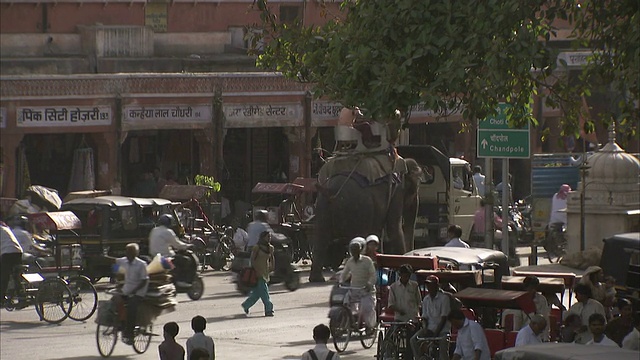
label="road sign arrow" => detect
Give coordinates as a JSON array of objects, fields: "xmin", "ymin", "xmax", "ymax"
[{"xmin": 481, "ymin": 139, "xmax": 488, "ymax": 149}]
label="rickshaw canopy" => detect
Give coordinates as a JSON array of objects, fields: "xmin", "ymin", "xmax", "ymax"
[
  {"xmin": 252, "ymin": 182, "xmax": 305, "ymax": 195},
  {"xmin": 406, "ymin": 247, "xmax": 510, "ymax": 278},
  {"xmin": 495, "ymin": 342, "xmax": 639, "ymax": 360},
  {"xmin": 64, "ymin": 196, "xmax": 172, "ymax": 208},
  {"xmin": 63, "ymin": 190, "xmax": 112, "ymax": 203},
  {"xmin": 454, "ymin": 287, "xmax": 536, "ymax": 314},
  {"xmin": 510, "ymin": 270, "xmax": 576, "ymax": 289},
  {"xmin": 377, "ymin": 254, "xmax": 439, "ymax": 271},
  {"xmin": 27, "ymin": 211, "xmax": 82, "ymax": 231},
  {"xmin": 600, "ymin": 232, "xmax": 640, "ymax": 293},
  {"xmin": 415, "ymin": 270, "xmax": 483, "ymax": 287},
  {"xmin": 501, "ymin": 276, "xmax": 565, "ymax": 295}
]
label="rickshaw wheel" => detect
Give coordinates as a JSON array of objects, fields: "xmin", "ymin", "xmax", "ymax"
[
  {"xmin": 67, "ymin": 276, "xmax": 98, "ymax": 321},
  {"xmin": 375, "ymin": 330, "xmax": 385, "ymax": 359},
  {"xmin": 330, "ymin": 307, "xmax": 351, "ymax": 352},
  {"xmin": 284, "ymin": 270, "xmax": 300, "ymax": 291},
  {"xmin": 96, "ymin": 324, "xmax": 118, "ymax": 357},
  {"xmin": 36, "ymin": 278, "xmax": 72, "ymax": 324},
  {"xmin": 360, "ymin": 326, "xmax": 376, "ymax": 349},
  {"xmin": 132, "ymin": 324, "xmax": 152, "ymax": 354},
  {"xmin": 187, "ymin": 277, "xmax": 204, "ymax": 301}
]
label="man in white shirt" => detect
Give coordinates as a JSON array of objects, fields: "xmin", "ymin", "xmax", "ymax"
[
  {"xmin": 1, "ymin": 222, "xmax": 23, "ymax": 306},
  {"xmin": 411, "ymin": 275, "xmax": 451, "ymax": 360},
  {"xmin": 387, "ymin": 264, "xmax": 421, "ymax": 322},
  {"xmin": 449, "ymin": 309, "xmax": 491, "ymax": 360},
  {"xmin": 585, "ymin": 313, "xmax": 618, "ymax": 346},
  {"xmin": 549, "ymin": 184, "xmax": 571, "ymax": 226},
  {"xmin": 115, "ymin": 243, "xmax": 149, "ymax": 344},
  {"xmin": 10, "ymin": 216, "xmax": 50, "ymax": 257},
  {"xmin": 445, "ymin": 225, "xmax": 470, "ymax": 248},
  {"xmin": 565, "ymin": 284, "xmax": 607, "ymax": 344},
  {"xmin": 148, "ymin": 214, "xmax": 189, "ymax": 257},
  {"xmin": 515, "ymin": 314, "xmax": 547, "ymax": 346},
  {"xmin": 472, "ymin": 166, "xmax": 485, "ymax": 196},
  {"xmin": 301, "ymin": 324, "xmax": 340, "ymax": 360},
  {"xmin": 504, "ymin": 276, "xmax": 550, "ymax": 339},
  {"xmin": 232, "ymin": 226, "xmax": 249, "ymax": 252},
  {"xmin": 340, "ymin": 238, "xmax": 376, "ymax": 331},
  {"xmin": 246, "ymin": 210, "xmax": 273, "ymax": 248}
]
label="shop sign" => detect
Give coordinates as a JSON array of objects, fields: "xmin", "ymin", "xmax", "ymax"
[
  {"xmin": 311, "ymin": 101, "xmax": 343, "ymax": 122},
  {"xmin": 0, "ymin": 107, "xmax": 6, "ymax": 128},
  {"xmin": 145, "ymin": 3, "xmax": 168, "ymax": 33},
  {"xmin": 16, "ymin": 106, "xmax": 111, "ymax": 127},
  {"xmin": 224, "ymin": 103, "xmax": 302, "ymax": 128},
  {"xmin": 124, "ymin": 105, "xmax": 211, "ymax": 123}
]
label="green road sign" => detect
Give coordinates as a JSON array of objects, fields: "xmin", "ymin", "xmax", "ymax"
[{"xmin": 477, "ymin": 103, "xmax": 530, "ymax": 158}]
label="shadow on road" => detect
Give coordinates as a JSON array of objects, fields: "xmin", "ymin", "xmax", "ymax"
[
  {"xmin": 0, "ymin": 319, "xmax": 63, "ymax": 330},
  {"xmin": 49, "ymin": 356, "xmax": 134, "ymax": 360}
]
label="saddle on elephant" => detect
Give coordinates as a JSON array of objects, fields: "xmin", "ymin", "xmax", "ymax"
[{"xmin": 318, "ymin": 151, "xmax": 409, "ymax": 188}]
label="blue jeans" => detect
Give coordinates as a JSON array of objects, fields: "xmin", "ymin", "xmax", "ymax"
[{"xmin": 241, "ymin": 278, "xmax": 273, "ymax": 314}]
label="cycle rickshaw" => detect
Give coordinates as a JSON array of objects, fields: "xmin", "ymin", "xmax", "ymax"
[{"xmin": 4, "ymin": 211, "xmax": 98, "ymax": 323}]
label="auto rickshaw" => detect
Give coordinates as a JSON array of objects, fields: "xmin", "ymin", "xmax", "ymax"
[
  {"xmin": 60, "ymin": 196, "xmax": 180, "ymax": 282},
  {"xmin": 600, "ymin": 232, "xmax": 640, "ymax": 305}
]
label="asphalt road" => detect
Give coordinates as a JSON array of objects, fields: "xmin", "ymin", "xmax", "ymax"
[{"xmin": 0, "ymin": 269, "xmax": 376, "ymax": 360}]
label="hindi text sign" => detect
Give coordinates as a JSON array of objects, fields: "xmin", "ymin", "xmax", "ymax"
[
  {"xmin": 477, "ymin": 103, "xmax": 530, "ymax": 158},
  {"xmin": 17, "ymin": 106, "xmax": 112, "ymax": 127}
]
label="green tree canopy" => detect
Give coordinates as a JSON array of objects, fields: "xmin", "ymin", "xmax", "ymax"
[{"xmin": 252, "ymin": 0, "xmax": 638, "ymax": 139}]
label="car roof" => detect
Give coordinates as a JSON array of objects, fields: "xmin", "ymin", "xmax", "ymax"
[
  {"xmin": 495, "ymin": 342, "xmax": 639, "ymax": 360},
  {"xmin": 406, "ymin": 246, "xmax": 507, "ymax": 264},
  {"xmin": 63, "ymin": 196, "xmax": 172, "ymax": 207},
  {"xmin": 603, "ymin": 232, "xmax": 640, "ymax": 248}
]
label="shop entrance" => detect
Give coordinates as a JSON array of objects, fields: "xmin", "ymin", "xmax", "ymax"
[
  {"xmin": 121, "ymin": 129, "xmax": 200, "ymax": 197},
  {"xmin": 21, "ymin": 133, "xmax": 95, "ymax": 197}
]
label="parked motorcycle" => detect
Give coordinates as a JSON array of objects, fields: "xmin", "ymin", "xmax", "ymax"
[
  {"xmin": 172, "ymin": 249, "xmax": 205, "ymax": 300},
  {"xmin": 231, "ymin": 232, "xmax": 300, "ymax": 295}
]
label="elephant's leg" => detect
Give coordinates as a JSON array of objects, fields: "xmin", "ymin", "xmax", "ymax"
[
  {"xmin": 386, "ymin": 189, "xmax": 407, "ymax": 254},
  {"xmin": 309, "ymin": 207, "xmax": 329, "ymax": 283}
]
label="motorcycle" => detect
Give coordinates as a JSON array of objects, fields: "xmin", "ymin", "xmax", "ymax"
[
  {"xmin": 231, "ymin": 232, "xmax": 300, "ymax": 295},
  {"xmin": 172, "ymin": 249, "xmax": 205, "ymax": 300}
]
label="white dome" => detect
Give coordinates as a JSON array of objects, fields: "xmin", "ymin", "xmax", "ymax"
[{"xmin": 587, "ymin": 140, "xmax": 640, "ymax": 184}]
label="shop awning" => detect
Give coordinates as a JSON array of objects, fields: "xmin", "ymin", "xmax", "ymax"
[{"xmin": 27, "ymin": 211, "xmax": 82, "ymax": 231}]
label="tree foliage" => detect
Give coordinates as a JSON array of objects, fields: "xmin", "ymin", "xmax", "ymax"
[{"xmin": 251, "ymin": 0, "xmax": 638, "ymax": 139}]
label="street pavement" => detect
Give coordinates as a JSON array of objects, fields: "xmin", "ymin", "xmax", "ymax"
[{"xmin": 0, "ymin": 246, "xmax": 578, "ymax": 360}]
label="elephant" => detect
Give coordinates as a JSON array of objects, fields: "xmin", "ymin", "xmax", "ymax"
[{"xmin": 309, "ymin": 154, "xmax": 422, "ymax": 282}]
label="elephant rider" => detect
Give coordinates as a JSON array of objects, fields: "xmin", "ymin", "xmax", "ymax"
[
  {"xmin": 148, "ymin": 214, "xmax": 193, "ymax": 284},
  {"xmin": 340, "ymin": 237, "xmax": 377, "ymax": 333},
  {"xmin": 364, "ymin": 234, "xmax": 380, "ymax": 262},
  {"xmin": 246, "ymin": 210, "xmax": 274, "ymax": 249}
]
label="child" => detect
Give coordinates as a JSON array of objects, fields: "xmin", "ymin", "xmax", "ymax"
[
  {"xmin": 186, "ymin": 315, "xmax": 215, "ymax": 360},
  {"xmin": 586, "ymin": 313, "xmax": 618, "ymax": 346},
  {"xmin": 560, "ymin": 313, "xmax": 583, "ymax": 343},
  {"xmin": 301, "ymin": 324, "xmax": 341, "ymax": 360},
  {"xmin": 159, "ymin": 322, "xmax": 185, "ymax": 360}
]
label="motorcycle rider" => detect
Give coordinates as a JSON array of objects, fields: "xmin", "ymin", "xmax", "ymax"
[
  {"xmin": 340, "ymin": 237, "xmax": 377, "ymax": 333},
  {"xmin": 148, "ymin": 214, "xmax": 192, "ymax": 284},
  {"xmin": 246, "ymin": 210, "xmax": 273, "ymax": 249}
]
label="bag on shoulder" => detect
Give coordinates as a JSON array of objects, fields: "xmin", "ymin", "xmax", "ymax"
[
  {"xmin": 239, "ymin": 267, "xmax": 258, "ymax": 288},
  {"xmin": 308, "ymin": 349, "xmax": 335, "ymax": 360}
]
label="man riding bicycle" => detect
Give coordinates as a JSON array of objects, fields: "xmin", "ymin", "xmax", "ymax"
[
  {"xmin": 411, "ymin": 275, "xmax": 450, "ymax": 360},
  {"xmin": 340, "ymin": 237, "xmax": 377, "ymax": 334}
]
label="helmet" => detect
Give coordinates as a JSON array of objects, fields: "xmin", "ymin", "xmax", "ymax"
[
  {"xmin": 349, "ymin": 237, "xmax": 366, "ymax": 250},
  {"xmin": 10, "ymin": 215, "xmax": 28, "ymax": 229},
  {"xmin": 157, "ymin": 214, "xmax": 173, "ymax": 227},
  {"xmin": 224, "ymin": 226, "xmax": 234, "ymax": 237},
  {"xmin": 254, "ymin": 209, "xmax": 268, "ymax": 222},
  {"xmin": 366, "ymin": 234, "xmax": 380, "ymax": 245}
]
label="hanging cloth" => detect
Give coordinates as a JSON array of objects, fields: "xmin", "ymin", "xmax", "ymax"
[
  {"xmin": 16, "ymin": 144, "xmax": 32, "ymax": 198},
  {"xmin": 68, "ymin": 147, "xmax": 95, "ymax": 192}
]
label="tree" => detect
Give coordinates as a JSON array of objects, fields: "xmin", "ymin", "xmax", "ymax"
[{"xmin": 251, "ymin": 0, "xmax": 638, "ymax": 140}]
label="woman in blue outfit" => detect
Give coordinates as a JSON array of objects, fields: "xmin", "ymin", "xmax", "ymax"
[{"xmin": 242, "ymin": 231, "xmax": 275, "ymax": 316}]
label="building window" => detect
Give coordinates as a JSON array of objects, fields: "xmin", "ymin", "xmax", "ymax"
[{"xmin": 280, "ymin": 5, "xmax": 301, "ymax": 25}]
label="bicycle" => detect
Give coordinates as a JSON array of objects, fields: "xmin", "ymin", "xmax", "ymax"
[
  {"xmin": 329, "ymin": 285, "xmax": 377, "ymax": 353},
  {"xmin": 375, "ymin": 320, "xmax": 416, "ymax": 360},
  {"xmin": 414, "ymin": 334, "xmax": 450, "ymax": 360},
  {"xmin": 95, "ymin": 291, "xmax": 157, "ymax": 358},
  {"xmin": 4, "ymin": 262, "xmax": 72, "ymax": 324},
  {"xmin": 544, "ymin": 222, "xmax": 567, "ymax": 263}
]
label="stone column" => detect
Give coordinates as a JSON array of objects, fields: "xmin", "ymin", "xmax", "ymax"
[
  {"xmin": 194, "ymin": 128, "xmax": 215, "ymax": 177},
  {"xmin": 0, "ymin": 133, "xmax": 24, "ymax": 198}
]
